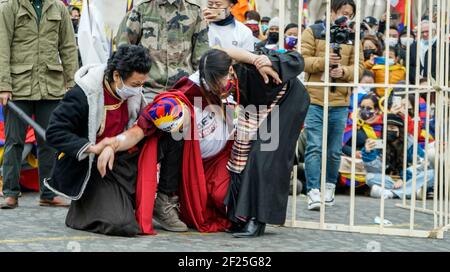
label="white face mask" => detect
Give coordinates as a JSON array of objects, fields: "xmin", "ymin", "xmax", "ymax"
[
  {"xmin": 400, "ymin": 37, "xmax": 414, "ymax": 47},
  {"xmin": 387, "ymin": 37, "xmax": 398, "ymax": 48},
  {"xmin": 421, "ymin": 37, "xmax": 437, "ymax": 48},
  {"xmin": 358, "ymin": 86, "xmax": 371, "ymax": 94},
  {"xmin": 389, "ymin": 58, "xmax": 396, "ymax": 66},
  {"xmin": 116, "ymin": 78, "xmax": 143, "ymax": 100}
]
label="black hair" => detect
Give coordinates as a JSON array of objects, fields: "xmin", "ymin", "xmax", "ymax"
[
  {"xmin": 361, "ymin": 69, "xmax": 375, "ymax": 80},
  {"xmin": 360, "ymin": 94, "xmax": 380, "ymax": 111},
  {"xmin": 389, "ymin": 26, "xmax": 400, "ymax": 35},
  {"xmin": 105, "ymin": 45, "xmax": 151, "ymax": 83},
  {"xmin": 400, "ymin": 28, "xmax": 416, "ymax": 40},
  {"xmin": 386, "ymin": 129, "xmax": 405, "ymax": 175},
  {"xmin": 245, "ymin": 10, "xmax": 261, "ymax": 22},
  {"xmin": 199, "ymin": 49, "xmax": 232, "ymax": 105},
  {"xmin": 331, "ymin": 0, "xmax": 356, "ymax": 19},
  {"xmin": 70, "ymin": 6, "xmax": 80, "ymax": 14},
  {"xmin": 284, "ymin": 23, "xmax": 298, "ymax": 34},
  {"xmin": 385, "ymin": 114, "xmax": 405, "ymax": 175},
  {"xmin": 261, "ymin": 16, "xmax": 271, "ymax": 23},
  {"xmin": 362, "ymin": 35, "xmax": 383, "ymax": 56},
  {"xmin": 229, "ymin": 0, "xmax": 238, "ymax": 4}
]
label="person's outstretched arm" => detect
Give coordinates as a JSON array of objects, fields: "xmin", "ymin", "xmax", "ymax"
[{"xmin": 96, "ymin": 125, "xmax": 145, "ymax": 177}]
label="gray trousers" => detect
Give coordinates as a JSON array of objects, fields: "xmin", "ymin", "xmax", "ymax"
[{"xmin": 2, "ymin": 100, "xmax": 60, "ymax": 200}]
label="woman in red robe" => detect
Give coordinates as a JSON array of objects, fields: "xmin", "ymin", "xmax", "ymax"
[{"xmin": 95, "ymin": 48, "xmax": 281, "ymax": 234}]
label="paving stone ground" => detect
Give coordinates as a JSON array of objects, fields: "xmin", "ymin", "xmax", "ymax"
[{"xmin": 1, "ymin": 193, "xmax": 449, "ymax": 252}]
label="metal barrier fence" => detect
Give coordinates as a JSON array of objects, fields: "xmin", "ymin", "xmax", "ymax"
[{"xmin": 283, "ymin": 0, "xmax": 450, "ymax": 239}]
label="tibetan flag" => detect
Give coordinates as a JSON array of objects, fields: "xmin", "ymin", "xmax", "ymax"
[
  {"xmin": 231, "ymin": 0, "xmax": 249, "ymax": 22},
  {"xmin": 342, "ymin": 112, "xmax": 383, "ymax": 147},
  {"xmin": 391, "ymin": 0, "xmax": 408, "ymax": 30},
  {"xmin": 249, "ymin": 0, "xmax": 256, "ymax": 11},
  {"xmin": 127, "ymin": 0, "xmax": 134, "ymax": 12}
]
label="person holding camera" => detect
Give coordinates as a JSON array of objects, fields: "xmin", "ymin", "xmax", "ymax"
[
  {"xmin": 203, "ymin": 0, "xmax": 256, "ymax": 51},
  {"xmin": 301, "ymin": 0, "xmax": 364, "ymax": 211}
]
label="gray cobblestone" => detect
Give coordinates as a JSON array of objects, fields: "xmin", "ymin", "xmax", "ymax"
[{"xmin": 0, "ymin": 193, "xmax": 449, "ymax": 252}]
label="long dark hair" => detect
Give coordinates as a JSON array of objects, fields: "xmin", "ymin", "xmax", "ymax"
[
  {"xmin": 386, "ymin": 126, "xmax": 405, "ymax": 176},
  {"xmin": 199, "ymin": 49, "xmax": 232, "ymax": 106}
]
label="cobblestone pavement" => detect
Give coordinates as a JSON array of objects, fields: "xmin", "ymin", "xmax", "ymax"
[{"xmin": 0, "ymin": 193, "xmax": 449, "ymax": 252}]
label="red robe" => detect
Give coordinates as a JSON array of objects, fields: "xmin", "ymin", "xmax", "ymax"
[{"xmin": 136, "ymin": 78, "xmax": 232, "ymax": 235}]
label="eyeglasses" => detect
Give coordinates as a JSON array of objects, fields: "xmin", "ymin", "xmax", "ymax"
[{"xmin": 360, "ymin": 106, "xmax": 374, "ymax": 111}]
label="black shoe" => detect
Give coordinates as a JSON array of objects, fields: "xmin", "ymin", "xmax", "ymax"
[
  {"xmin": 225, "ymin": 222, "xmax": 246, "ymax": 233},
  {"xmin": 232, "ymin": 218, "xmax": 266, "ymax": 238}
]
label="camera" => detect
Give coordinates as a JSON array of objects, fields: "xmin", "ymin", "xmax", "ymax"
[
  {"xmin": 321, "ymin": 16, "xmax": 356, "ymax": 45},
  {"xmin": 320, "ymin": 16, "xmax": 356, "ymax": 92}
]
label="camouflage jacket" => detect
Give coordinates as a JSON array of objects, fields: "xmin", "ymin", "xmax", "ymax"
[
  {"xmin": 116, "ymin": 0, "xmax": 209, "ymax": 100},
  {"xmin": 0, "ymin": 0, "xmax": 78, "ymax": 101}
]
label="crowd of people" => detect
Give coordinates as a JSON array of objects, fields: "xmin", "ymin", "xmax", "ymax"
[{"xmin": 0, "ymin": 0, "xmax": 446, "ymax": 239}]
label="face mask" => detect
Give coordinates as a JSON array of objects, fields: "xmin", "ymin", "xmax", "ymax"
[
  {"xmin": 261, "ymin": 25, "xmax": 269, "ymax": 33},
  {"xmin": 116, "ymin": 78, "xmax": 143, "ymax": 100},
  {"xmin": 267, "ymin": 32, "xmax": 279, "ymax": 44},
  {"xmin": 285, "ymin": 36, "xmax": 298, "ymax": 50},
  {"xmin": 400, "ymin": 37, "xmax": 414, "ymax": 47},
  {"xmin": 363, "ymin": 49, "xmax": 377, "ymax": 60},
  {"xmin": 374, "ymin": 56, "xmax": 395, "ymax": 66},
  {"xmin": 222, "ymin": 78, "xmax": 235, "ymax": 98},
  {"xmin": 387, "ymin": 38, "xmax": 398, "ymax": 48},
  {"xmin": 358, "ymin": 86, "xmax": 371, "ymax": 94},
  {"xmin": 421, "ymin": 37, "xmax": 436, "ymax": 48},
  {"xmin": 387, "ymin": 130, "xmax": 399, "ymax": 142},
  {"xmin": 359, "ymin": 108, "xmax": 375, "ymax": 121}
]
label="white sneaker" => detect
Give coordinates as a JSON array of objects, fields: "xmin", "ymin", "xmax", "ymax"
[
  {"xmin": 325, "ymin": 183, "xmax": 336, "ymax": 206},
  {"xmin": 307, "ymin": 189, "xmax": 321, "ymax": 211},
  {"xmin": 370, "ymin": 185, "xmax": 394, "ymax": 199}
]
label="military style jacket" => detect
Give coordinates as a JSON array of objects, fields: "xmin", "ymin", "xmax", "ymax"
[
  {"xmin": 116, "ymin": 0, "xmax": 209, "ymax": 99},
  {"xmin": 0, "ymin": 0, "xmax": 78, "ymax": 100}
]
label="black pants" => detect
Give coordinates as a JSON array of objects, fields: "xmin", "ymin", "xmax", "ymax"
[
  {"xmin": 157, "ymin": 134, "xmax": 184, "ymax": 195},
  {"xmin": 2, "ymin": 100, "xmax": 59, "ymax": 200}
]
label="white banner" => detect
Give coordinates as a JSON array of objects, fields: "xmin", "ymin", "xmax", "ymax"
[{"xmin": 78, "ymin": 0, "xmax": 143, "ymax": 65}]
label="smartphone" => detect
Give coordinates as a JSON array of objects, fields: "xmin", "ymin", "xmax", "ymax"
[
  {"xmin": 393, "ymin": 96, "xmax": 402, "ymax": 108},
  {"xmin": 374, "ymin": 56, "xmax": 389, "ymax": 65},
  {"xmin": 208, "ymin": 8, "xmax": 227, "ymax": 21},
  {"xmin": 373, "ymin": 139, "xmax": 384, "ymax": 150},
  {"xmin": 390, "ymin": 13, "xmax": 400, "ymax": 20}
]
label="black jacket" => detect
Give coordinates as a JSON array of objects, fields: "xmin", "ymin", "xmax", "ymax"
[
  {"xmin": 45, "ymin": 86, "xmax": 91, "ymax": 199},
  {"xmin": 409, "ymin": 41, "xmax": 437, "ymax": 84}
]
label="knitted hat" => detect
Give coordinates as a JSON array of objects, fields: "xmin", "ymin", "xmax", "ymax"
[
  {"xmin": 148, "ymin": 97, "xmax": 186, "ymax": 133},
  {"xmin": 268, "ymin": 17, "xmax": 280, "ymax": 28},
  {"xmin": 387, "ymin": 113, "xmax": 404, "ymax": 127}
]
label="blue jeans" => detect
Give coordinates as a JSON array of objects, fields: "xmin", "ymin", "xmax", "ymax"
[
  {"xmin": 366, "ymin": 170, "xmax": 435, "ymax": 199},
  {"xmin": 304, "ymin": 105, "xmax": 348, "ymax": 192}
]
